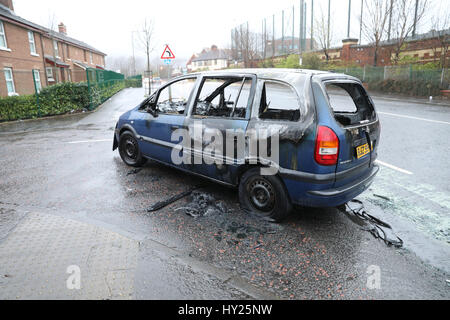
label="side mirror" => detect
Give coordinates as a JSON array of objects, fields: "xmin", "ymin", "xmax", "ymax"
[{"xmin": 146, "ymin": 104, "xmax": 159, "ymax": 117}]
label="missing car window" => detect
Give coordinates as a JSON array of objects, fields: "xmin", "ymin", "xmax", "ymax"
[
  {"xmin": 193, "ymin": 77, "xmax": 251, "ymax": 119},
  {"xmin": 259, "ymin": 81, "xmax": 300, "ymax": 121},
  {"xmin": 325, "ymin": 82, "xmax": 376, "ymax": 126},
  {"xmin": 156, "ymin": 78, "xmax": 197, "ymax": 115}
]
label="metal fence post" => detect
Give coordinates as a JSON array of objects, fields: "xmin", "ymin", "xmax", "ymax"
[{"xmin": 32, "ymin": 69, "xmax": 40, "ymax": 117}]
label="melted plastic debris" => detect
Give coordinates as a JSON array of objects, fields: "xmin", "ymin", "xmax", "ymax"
[
  {"xmin": 175, "ymin": 191, "xmax": 230, "ymax": 218},
  {"xmin": 127, "ymin": 168, "xmax": 142, "ymax": 176},
  {"xmin": 342, "ymin": 199, "xmax": 403, "ymax": 248}
]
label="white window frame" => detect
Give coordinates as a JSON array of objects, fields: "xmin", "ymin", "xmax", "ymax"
[
  {"xmin": 53, "ymin": 40, "xmax": 60, "ymax": 58},
  {"xmin": 46, "ymin": 67, "xmax": 54, "ymax": 82},
  {"xmin": 4, "ymin": 67, "xmax": 16, "ymax": 96},
  {"xmin": 90, "ymin": 51, "xmax": 93, "ymax": 64},
  {"xmin": 0, "ymin": 20, "xmax": 10, "ymax": 51},
  {"xmin": 33, "ymin": 69, "xmax": 42, "ymax": 93},
  {"xmin": 28, "ymin": 31, "xmax": 38, "ymax": 56}
]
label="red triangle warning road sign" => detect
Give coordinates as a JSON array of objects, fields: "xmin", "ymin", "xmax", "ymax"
[{"xmin": 161, "ymin": 45, "xmax": 175, "ymax": 59}]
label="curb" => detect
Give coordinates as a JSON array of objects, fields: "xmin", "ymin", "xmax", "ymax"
[{"xmin": 368, "ymin": 93, "xmax": 450, "ymax": 107}]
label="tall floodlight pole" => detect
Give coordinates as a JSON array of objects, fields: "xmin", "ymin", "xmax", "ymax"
[
  {"xmin": 311, "ymin": 0, "xmax": 314, "ymax": 50},
  {"xmin": 131, "ymin": 31, "xmax": 136, "ymax": 76},
  {"xmin": 359, "ymin": 0, "xmax": 363, "ymax": 44},
  {"xmin": 388, "ymin": 0, "xmax": 393, "ymax": 41},
  {"xmin": 246, "ymin": 21, "xmax": 249, "ymax": 66},
  {"xmin": 300, "ymin": 0, "xmax": 304, "ymax": 53},
  {"xmin": 327, "ymin": 0, "xmax": 331, "ymax": 49},
  {"xmin": 292, "ymin": 5, "xmax": 295, "ymax": 54},
  {"xmin": 282, "ymin": 10, "xmax": 285, "ymax": 55},
  {"xmin": 262, "ymin": 20, "xmax": 264, "ymax": 59},
  {"xmin": 412, "ymin": 0, "xmax": 419, "ymax": 37},
  {"xmin": 264, "ymin": 18, "xmax": 267, "ymax": 59},
  {"xmin": 347, "ymin": 0, "xmax": 352, "ymax": 38},
  {"xmin": 303, "ymin": 1, "xmax": 307, "ymax": 49},
  {"xmin": 272, "ymin": 14, "xmax": 275, "ymax": 58}
]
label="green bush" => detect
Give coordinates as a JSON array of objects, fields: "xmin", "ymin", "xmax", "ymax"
[
  {"xmin": 125, "ymin": 79, "xmax": 142, "ymax": 88},
  {"xmin": 301, "ymin": 53, "xmax": 324, "ymax": 70},
  {"xmin": 275, "ymin": 54, "xmax": 301, "ymax": 69},
  {"xmin": 0, "ymin": 79, "xmax": 136, "ymax": 122},
  {"xmin": 0, "ymin": 94, "xmax": 36, "ymax": 121}
]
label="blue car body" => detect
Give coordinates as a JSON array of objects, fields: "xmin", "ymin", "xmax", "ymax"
[{"xmin": 114, "ymin": 69, "xmax": 380, "ymax": 208}]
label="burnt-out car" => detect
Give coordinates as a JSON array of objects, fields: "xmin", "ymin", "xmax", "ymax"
[{"xmin": 113, "ymin": 69, "xmax": 380, "ymax": 221}]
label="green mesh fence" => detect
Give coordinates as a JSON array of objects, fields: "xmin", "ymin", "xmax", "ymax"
[
  {"xmin": 86, "ymin": 68, "xmax": 126, "ymax": 110},
  {"xmin": 333, "ymin": 65, "xmax": 449, "ymax": 91}
]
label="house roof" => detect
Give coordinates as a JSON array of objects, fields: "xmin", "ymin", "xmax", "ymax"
[
  {"xmin": 44, "ymin": 54, "xmax": 69, "ymax": 67},
  {"xmin": 192, "ymin": 48, "xmax": 231, "ymax": 62},
  {"xmin": 0, "ymin": 4, "xmax": 106, "ymax": 56}
]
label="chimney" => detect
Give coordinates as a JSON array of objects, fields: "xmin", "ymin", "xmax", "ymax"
[
  {"xmin": 0, "ymin": 0, "xmax": 14, "ymax": 11},
  {"xmin": 58, "ymin": 22, "xmax": 67, "ymax": 35}
]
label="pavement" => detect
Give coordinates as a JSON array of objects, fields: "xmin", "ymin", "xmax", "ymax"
[{"xmin": 0, "ymin": 88, "xmax": 449, "ymax": 300}]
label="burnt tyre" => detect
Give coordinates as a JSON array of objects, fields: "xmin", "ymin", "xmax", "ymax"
[
  {"xmin": 239, "ymin": 167, "xmax": 292, "ymax": 222},
  {"xmin": 118, "ymin": 131, "xmax": 147, "ymax": 167}
]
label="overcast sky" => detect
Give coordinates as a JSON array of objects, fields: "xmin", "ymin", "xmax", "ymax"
[{"xmin": 13, "ymin": 0, "xmax": 448, "ymax": 64}]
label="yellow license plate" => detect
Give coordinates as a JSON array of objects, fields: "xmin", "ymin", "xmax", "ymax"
[{"xmin": 356, "ymin": 143, "xmax": 371, "ymax": 159}]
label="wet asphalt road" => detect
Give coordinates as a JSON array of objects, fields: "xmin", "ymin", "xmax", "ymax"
[{"xmin": 0, "ymin": 88, "xmax": 449, "ymax": 299}]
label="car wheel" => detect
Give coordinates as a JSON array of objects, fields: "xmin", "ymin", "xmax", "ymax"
[
  {"xmin": 239, "ymin": 167, "xmax": 292, "ymax": 222},
  {"xmin": 118, "ymin": 131, "xmax": 147, "ymax": 167}
]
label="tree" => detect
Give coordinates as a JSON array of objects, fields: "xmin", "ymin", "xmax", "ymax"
[
  {"xmin": 314, "ymin": 6, "xmax": 333, "ymax": 64},
  {"xmin": 429, "ymin": 3, "xmax": 450, "ymax": 68},
  {"xmin": 136, "ymin": 18, "xmax": 155, "ymax": 93},
  {"xmin": 231, "ymin": 25, "xmax": 260, "ymax": 67},
  {"xmin": 391, "ymin": 0, "xmax": 428, "ymax": 65},
  {"xmin": 360, "ymin": 0, "xmax": 393, "ymax": 66}
]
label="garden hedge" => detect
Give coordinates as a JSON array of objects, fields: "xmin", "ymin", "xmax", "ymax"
[{"xmin": 0, "ymin": 79, "xmax": 139, "ymax": 122}]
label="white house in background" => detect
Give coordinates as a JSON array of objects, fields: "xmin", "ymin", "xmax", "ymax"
[{"xmin": 187, "ymin": 45, "xmax": 231, "ymax": 72}]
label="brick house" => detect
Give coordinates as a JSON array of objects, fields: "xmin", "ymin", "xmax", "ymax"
[
  {"xmin": 0, "ymin": 0, "xmax": 106, "ymax": 97},
  {"xmin": 187, "ymin": 45, "xmax": 231, "ymax": 72},
  {"xmin": 313, "ymin": 28, "xmax": 450, "ymax": 67}
]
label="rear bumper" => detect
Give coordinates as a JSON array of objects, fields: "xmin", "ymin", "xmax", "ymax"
[
  {"xmin": 279, "ymin": 164, "xmax": 379, "ymax": 207},
  {"xmin": 308, "ymin": 164, "xmax": 379, "ymax": 197}
]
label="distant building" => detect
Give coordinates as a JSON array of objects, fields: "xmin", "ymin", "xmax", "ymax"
[
  {"xmin": 187, "ymin": 45, "xmax": 231, "ymax": 72},
  {"xmin": 0, "ymin": 0, "xmax": 106, "ymax": 97}
]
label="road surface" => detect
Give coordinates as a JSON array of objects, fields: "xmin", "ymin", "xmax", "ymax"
[{"xmin": 0, "ymin": 87, "xmax": 448, "ymax": 299}]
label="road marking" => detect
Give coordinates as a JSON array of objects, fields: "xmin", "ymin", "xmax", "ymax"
[
  {"xmin": 67, "ymin": 139, "xmax": 111, "ymax": 144},
  {"xmin": 375, "ymin": 160, "xmax": 413, "ymax": 175},
  {"xmin": 378, "ymin": 112, "xmax": 450, "ymax": 125}
]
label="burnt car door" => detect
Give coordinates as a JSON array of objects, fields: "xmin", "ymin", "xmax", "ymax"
[
  {"xmin": 184, "ymin": 74, "xmax": 256, "ymax": 184},
  {"xmin": 133, "ymin": 76, "xmax": 198, "ymax": 164}
]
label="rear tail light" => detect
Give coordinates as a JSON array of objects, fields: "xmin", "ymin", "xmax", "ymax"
[{"xmin": 315, "ymin": 126, "xmax": 339, "ymax": 166}]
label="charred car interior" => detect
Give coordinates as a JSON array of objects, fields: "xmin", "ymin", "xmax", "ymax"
[{"xmin": 114, "ymin": 69, "xmax": 380, "ymax": 222}]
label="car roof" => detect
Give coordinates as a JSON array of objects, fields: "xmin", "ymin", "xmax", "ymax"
[{"xmin": 186, "ymin": 68, "xmax": 359, "ymax": 83}]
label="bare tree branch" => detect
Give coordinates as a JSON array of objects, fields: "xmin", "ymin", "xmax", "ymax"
[
  {"xmin": 359, "ymin": 0, "xmax": 393, "ymax": 66},
  {"xmin": 314, "ymin": 5, "xmax": 333, "ymax": 63},
  {"xmin": 391, "ymin": 0, "xmax": 428, "ymax": 65},
  {"xmin": 136, "ymin": 18, "xmax": 155, "ymax": 74}
]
